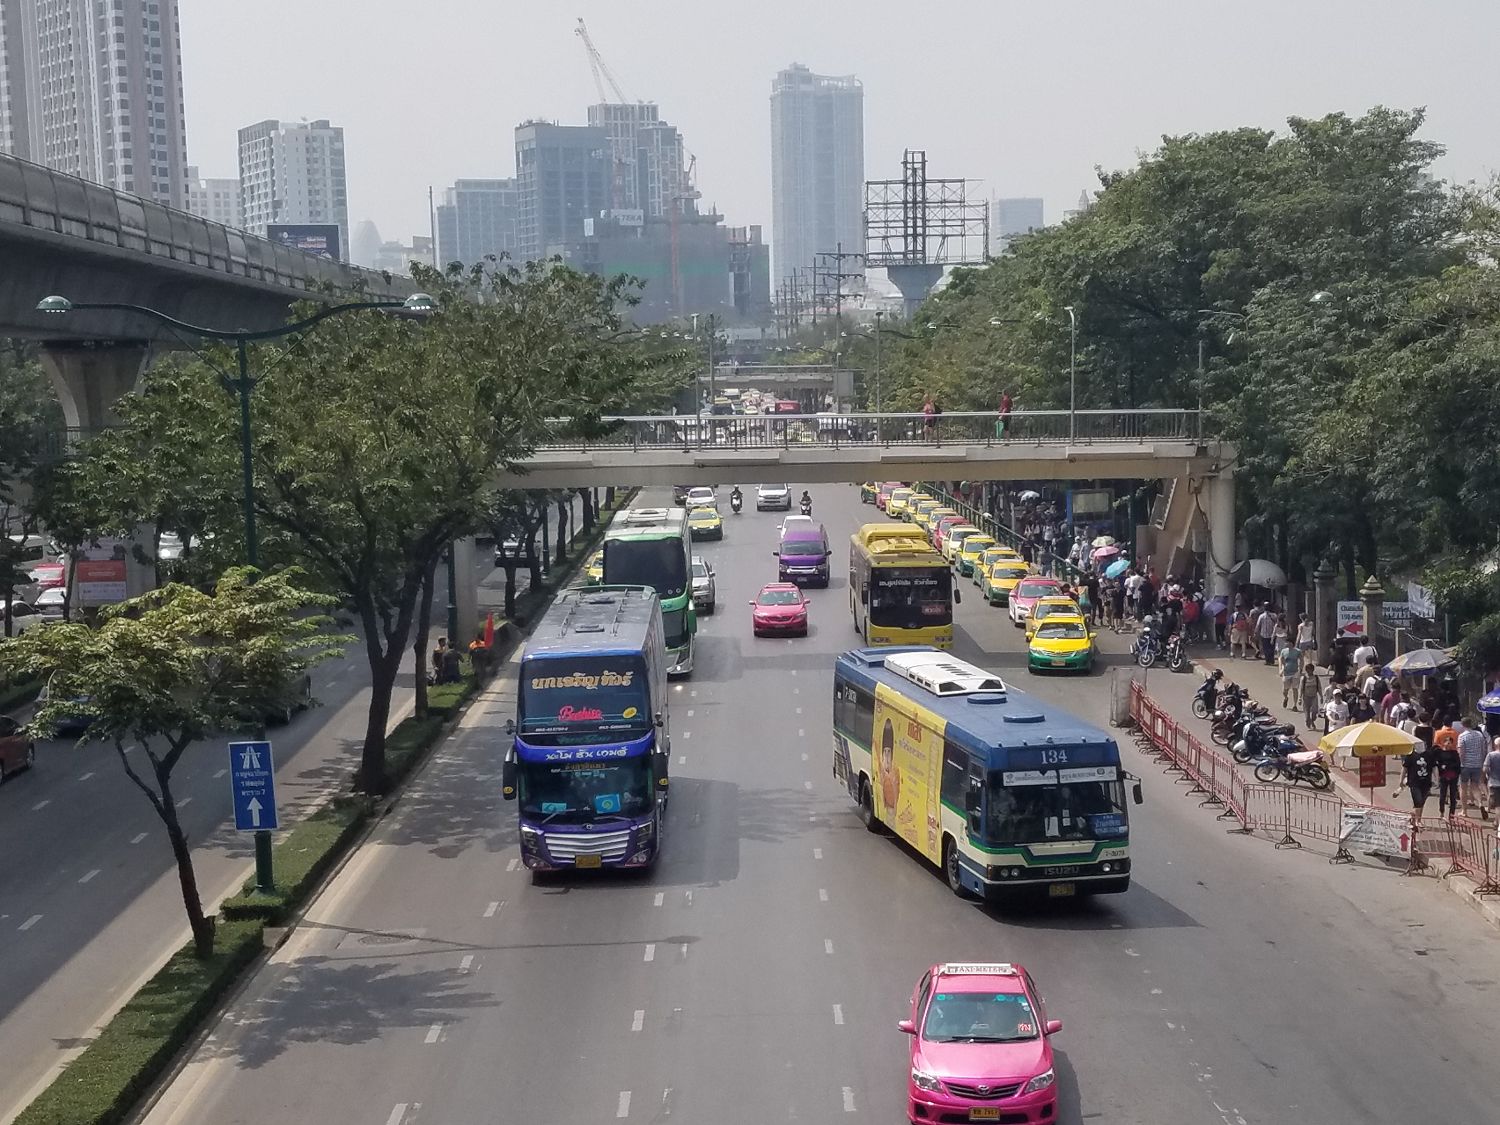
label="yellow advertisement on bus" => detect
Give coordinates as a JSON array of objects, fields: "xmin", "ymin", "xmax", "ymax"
[{"xmin": 872, "ymin": 683, "xmax": 946, "ymax": 865}]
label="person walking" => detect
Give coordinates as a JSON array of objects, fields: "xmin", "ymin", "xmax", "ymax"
[
  {"xmin": 995, "ymin": 389, "xmax": 1013, "ymax": 439},
  {"xmin": 1394, "ymin": 727, "xmax": 1437, "ymax": 818},
  {"xmin": 1278, "ymin": 640, "xmax": 1303, "ymax": 709},
  {"xmin": 1294, "ymin": 613, "xmax": 1315, "ymax": 653},
  {"xmin": 922, "ymin": 395, "xmax": 936, "ymax": 440},
  {"xmin": 1109, "ymin": 578, "xmax": 1127, "ymax": 632},
  {"xmin": 1457, "ymin": 718, "xmax": 1489, "ymax": 817},
  {"xmin": 1434, "ymin": 731, "xmax": 1463, "ymax": 821},
  {"xmin": 1255, "ymin": 602, "xmax": 1278, "ymax": 664},
  {"xmin": 1229, "ymin": 605, "xmax": 1251, "ymax": 659},
  {"xmin": 1483, "ymin": 737, "xmax": 1500, "ymax": 822}
]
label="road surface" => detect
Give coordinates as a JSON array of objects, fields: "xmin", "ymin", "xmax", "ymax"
[{"xmin": 143, "ymin": 486, "xmax": 1500, "ymax": 1125}]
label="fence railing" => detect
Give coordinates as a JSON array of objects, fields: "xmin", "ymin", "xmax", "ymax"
[
  {"xmin": 538, "ymin": 409, "xmax": 1205, "ymax": 453},
  {"xmin": 914, "ymin": 483, "xmax": 1086, "ymax": 582}
]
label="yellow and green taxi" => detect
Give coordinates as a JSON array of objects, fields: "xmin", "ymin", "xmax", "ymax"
[
  {"xmin": 859, "ymin": 481, "xmax": 878, "ymax": 504},
  {"xmin": 1024, "ymin": 595, "xmax": 1084, "ymax": 641},
  {"xmin": 583, "ymin": 549, "xmax": 604, "ymax": 585},
  {"xmin": 886, "ymin": 487, "xmax": 915, "ymax": 519},
  {"xmin": 973, "ymin": 546, "xmax": 1019, "ymax": 586},
  {"xmin": 687, "ymin": 505, "xmax": 723, "ymax": 541},
  {"xmin": 1027, "ymin": 615, "xmax": 1096, "ymax": 673},
  {"xmin": 911, "ymin": 499, "xmax": 947, "ymax": 533},
  {"xmin": 981, "ymin": 558, "xmax": 1033, "ymax": 605},
  {"xmin": 955, "ymin": 534, "xmax": 997, "ymax": 577}
]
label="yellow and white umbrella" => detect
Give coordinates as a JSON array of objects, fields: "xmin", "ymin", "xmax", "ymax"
[{"xmin": 1318, "ymin": 721, "xmax": 1420, "ymax": 759}]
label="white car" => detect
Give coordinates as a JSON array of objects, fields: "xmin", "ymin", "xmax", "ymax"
[
  {"xmin": 685, "ymin": 486, "xmax": 718, "ymax": 510},
  {"xmin": 31, "ymin": 587, "xmax": 68, "ymax": 622},
  {"xmin": 778, "ymin": 514, "xmax": 817, "ymax": 536},
  {"xmin": 756, "ymin": 483, "xmax": 791, "ymax": 511},
  {"xmin": 1, "ymin": 602, "xmax": 48, "ymax": 637}
]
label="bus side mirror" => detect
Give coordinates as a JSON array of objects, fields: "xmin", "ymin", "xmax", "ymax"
[
  {"xmin": 654, "ymin": 711, "xmax": 664, "ymax": 728},
  {"xmin": 860, "ymin": 584, "xmax": 868, "ymax": 604},
  {"xmin": 953, "ymin": 587, "xmax": 962, "ymax": 604},
  {"xmin": 1133, "ymin": 781, "xmax": 1144, "ymax": 805},
  {"xmin": 501, "ymin": 758, "xmax": 517, "ymax": 801}
]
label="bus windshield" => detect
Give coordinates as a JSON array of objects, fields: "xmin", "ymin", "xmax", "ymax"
[
  {"xmin": 983, "ymin": 777, "xmax": 1127, "ymax": 845},
  {"xmin": 869, "ymin": 567, "xmax": 952, "ymax": 630},
  {"xmin": 604, "ymin": 539, "xmax": 688, "ymax": 600},
  {"xmin": 518, "ymin": 758, "xmax": 654, "ymax": 822},
  {"xmin": 519, "ymin": 655, "xmax": 651, "ymax": 745}
]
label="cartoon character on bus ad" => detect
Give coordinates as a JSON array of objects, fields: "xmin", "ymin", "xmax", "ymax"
[{"xmin": 879, "ymin": 718, "xmax": 901, "ymax": 814}]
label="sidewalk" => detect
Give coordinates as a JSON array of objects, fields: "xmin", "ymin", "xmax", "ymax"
[{"xmin": 1157, "ymin": 639, "xmax": 1500, "ymax": 930}]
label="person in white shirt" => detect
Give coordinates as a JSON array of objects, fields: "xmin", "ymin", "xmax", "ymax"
[
  {"xmin": 1352, "ymin": 640, "xmax": 1378, "ymax": 669},
  {"xmin": 1295, "ymin": 614, "xmax": 1315, "ymax": 652}
]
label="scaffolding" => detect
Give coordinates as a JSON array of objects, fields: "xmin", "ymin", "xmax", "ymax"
[{"xmin": 864, "ymin": 149, "xmax": 989, "ymax": 269}]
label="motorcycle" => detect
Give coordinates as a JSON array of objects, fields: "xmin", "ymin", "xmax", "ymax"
[
  {"xmin": 1191, "ymin": 672, "xmax": 1224, "ymax": 719},
  {"xmin": 1133, "ymin": 630, "xmax": 1162, "ymax": 668},
  {"xmin": 1164, "ymin": 632, "xmax": 1187, "ymax": 672},
  {"xmin": 799, "ymin": 498, "xmax": 813, "ymax": 517},
  {"xmin": 730, "ymin": 492, "xmax": 743, "ymax": 515},
  {"xmin": 1210, "ymin": 698, "xmax": 1267, "ymax": 745},
  {"xmin": 1232, "ymin": 720, "xmax": 1295, "ymax": 763},
  {"xmin": 1254, "ymin": 745, "xmax": 1333, "ymax": 790}
]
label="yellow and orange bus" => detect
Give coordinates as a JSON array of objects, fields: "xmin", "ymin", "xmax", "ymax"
[{"xmin": 849, "ymin": 524, "xmax": 957, "ymax": 648}]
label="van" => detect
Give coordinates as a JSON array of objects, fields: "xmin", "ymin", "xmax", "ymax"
[{"xmin": 776, "ymin": 520, "xmax": 832, "ymax": 587}]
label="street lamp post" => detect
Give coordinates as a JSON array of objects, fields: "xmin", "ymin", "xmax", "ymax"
[
  {"xmin": 36, "ymin": 291, "xmax": 436, "ymax": 892},
  {"xmin": 1064, "ymin": 305, "xmax": 1077, "ymax": 443}
]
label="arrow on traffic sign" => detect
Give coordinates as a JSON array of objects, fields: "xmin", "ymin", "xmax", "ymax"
[{"xmin": 246, "ymin": 798, "xmax": 263, "ymax": 828}]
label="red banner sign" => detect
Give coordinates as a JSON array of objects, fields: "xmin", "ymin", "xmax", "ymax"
[{"xmin": 1358, "ymin": 756, "xmax": 1386, "ymax": 790}]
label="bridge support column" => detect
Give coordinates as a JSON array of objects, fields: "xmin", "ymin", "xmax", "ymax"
[
  {"xmin": 450, "ymin": 537, "xmax": 479, "ymax": 649},
  {"xmin": 38, "ymin": 341, "xmax": 152, "ymax": 431},
  {"xmin": 1205, "ymin": 473, "xmax": 1235, "ymax": 600}
]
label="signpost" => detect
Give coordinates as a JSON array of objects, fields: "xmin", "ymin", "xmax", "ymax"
[{"xmin": 228, "ymin": 740, "xmax": 279, "ymax": 891}]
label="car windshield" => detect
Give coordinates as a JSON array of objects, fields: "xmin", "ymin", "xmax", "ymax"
[
  {"xmin": 994, "ymin": 564, "xmax": 1029, "ymax": 578},
  {"xmin": 1036, "ymin": 602, "xmax": 1077, "ymax": 619},
  {"xmin": 869, "ymin": 567, "xmax": 952, "ymax": 629},
  {"xmin": 1036, "ymin": 621, "xmax": 1089, "ymax": 640},
  {"xmin": 689, "ymin": 510, "xmax": 716, "ymax": 522},
  {"xmin": 1017, "ymin": 581, "xmax": 1057, "ymax": 599},
  {"xmin": 758, "ymin": 589, "xmax": 801, "ymax": 606},
  {"xmin": 691, "ymin": 560, "xmax": 709, "ymax": 577},
  {"xmin": 780, "ymin": 534, "xmax": 824, "ymax": 554},
  {"xmin": 922, "ymin": 991, "xmax": 1039, "ymax": 1043},
  {"xmin": 963, "ymin": 539, "xmax": 994, "ymax": 554},
  {"xmin": 518, "ymin": 758, "xmax": 653, "ymax": 822},
  {"xmin": 984, "ymin": 777, "xmax": 1128, "ymax": 844}
]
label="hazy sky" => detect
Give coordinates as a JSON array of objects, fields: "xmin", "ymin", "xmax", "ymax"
[{"xmin": 181, "ymin": 0, "xmax": 1498, "ymax": 245}]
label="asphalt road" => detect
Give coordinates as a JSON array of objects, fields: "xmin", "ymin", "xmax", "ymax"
[
  {"xmin": 144, "ymin": 486, "xmax": 1500, "ymax": 1125},
  {"xmin": 0, "ymin": 554, "xmax": 492, "ymax": 1124}
]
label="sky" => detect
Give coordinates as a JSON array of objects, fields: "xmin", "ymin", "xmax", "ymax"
[{"xmin": 180, "ymin": 0, "xmax": 1499, "ymax": 246}]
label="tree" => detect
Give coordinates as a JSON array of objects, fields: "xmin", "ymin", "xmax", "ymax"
[
  {"xmin": 0, "ymin": 343, "xmax": 64, "ymax": 632},
  {"xmin": 0, "ymin": 569, "xmax": 344, "ymax": 957}
]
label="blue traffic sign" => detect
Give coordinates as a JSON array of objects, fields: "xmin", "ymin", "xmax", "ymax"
[{"xmin": 227, "ymin": 741, "xmax": 279, "ymax": 832}]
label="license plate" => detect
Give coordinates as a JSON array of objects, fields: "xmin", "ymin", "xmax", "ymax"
[
  {"xmin": 1048, "ymin": 882, "xmax": 1076, "ymax": 897},
  {"xmin": 969, "ymin": 1110, "xmax": 1002, "ymax": 1121},
  {"xmin": 1051, "ymin": 657, "xmax": 1067, "ymax": 666},
  {"xmin": 574, "ymin": 854, "xmax": 602, "ymax": 869}
]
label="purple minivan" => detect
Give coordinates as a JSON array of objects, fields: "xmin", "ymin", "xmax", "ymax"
[{"xmin": 776, "ymin": 522, "xmax": 831, "ymax": 587}]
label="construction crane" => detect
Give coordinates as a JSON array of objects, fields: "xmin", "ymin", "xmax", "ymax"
[
  {"xmin": 574, "ymin": 17, "xmax": 632, "ymax": 104},
  {"xmin": 670, "ymin": 153, "xmax": 702, "ymax": 316}
]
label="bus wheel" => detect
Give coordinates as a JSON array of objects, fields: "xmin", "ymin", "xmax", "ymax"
[
  {"xmin": 858, "ymin": 778, "xmax": 881, "ymax": 833},
  {"xmin": 943, "ymin": 837, "xmax": 973, "ymax": 899}
]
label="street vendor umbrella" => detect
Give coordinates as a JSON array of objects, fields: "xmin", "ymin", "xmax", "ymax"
[
  {"xmin": 1104, "ymin": 558, "xmax": 1131, "ymax": 580},
  {"xmin": 1318, "ymin": 720, "xmax": 1420, "ymax": 759},
  {"xmin": 1227, "ymin": 558, "xmax": 1288, "ymax": 588},
  {"xmin": 1478, "ymin": 691, "xmax": 1500, "ymax": 716},
  {"xmin": 1092, "ymin": 544, "xmax": 1122, "ymax": 561},
  {"xmin": 1017, "ymin": 489, "xmax": 1041, "ymax": 502},
  {"xmin": 1091, "ymin": 535, "xmax": 1117, "ymax": 548},
  {"xmin": 1381, "ymin": 648, "xmax": 1457, "ymax": 679}
]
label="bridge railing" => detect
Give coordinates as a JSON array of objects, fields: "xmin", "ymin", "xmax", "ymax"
[{"xmin": 540, "ymin": 409, "xmax": 1203, "ymax": 452}]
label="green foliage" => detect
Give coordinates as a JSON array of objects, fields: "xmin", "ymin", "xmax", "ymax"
[{"xmin": 11, "ymin": 918, "xmax": 263, "ymax": 1125}]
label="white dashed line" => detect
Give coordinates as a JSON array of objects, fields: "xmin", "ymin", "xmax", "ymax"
[
  {"xmin": 424, "ymin": 1022, "xmax": 443, "ymax": 1044},
  {"xmin": 79, "ymin": 869, "xmax": 99, "ymax": 884},
  {"xmin": 483, "ymin": 901, "xmax": 500, "ymax": 918},
  {"xmin": 690, "ymin": 689, "xmax": 698, "ymax": 697},
  {"xmin": 130, "ymin": 832, "xmax": 148, "ymax": 844},
  {"xmin": 653, "ymin": 892, "xmax": 664, "ymax": 907},
  {"xmin": 795, "ymin": 706, "xmax": 803, "ymax": 715},
  {"xmin": 804, "ymin": 781, "xmax": 813, "ymax": 790},
  {"xmin": 506, "ymin": 858, "xmax": 519, "ymax": 872},
  {"xmin": 685, "ymin": 890, "xmax": 694, "ymax": 906},
  {"xmin": 31, "ymin": 800, "xmax": 48, "ymax": 811},
  {"xmin": 458, "ymin": 955, "xmax": 474, "ymax": 974},
  {"xmin": 797, "ymin": 728, "xmax": 805, "ymax": 738},
  {"xmin": 18, "ymin": 915, "xmax": 42, "ymax": 931},
  {"xmin": 643, "ymin": 943, "xmax": 656, "ymax": 962},
  {"xmin": 616, "ymin": 1091, "xmax": 632, "ymax": 1118},
  {"xmin": 843, "ymin": 1087, "xmax": 857, "ymax": 1112},
  {"xmin": 213, "ymin": 768, "xmax": 227, "ymax": 779},
  {"xmin": 177, "ymin": 796, "xmax": 192, "ymax": 807},
  {"xmin": 813, "ymin": 847, "xmax": 823, "ymax": 860},
  {"xmin": 824, "ymin": 938, "xmax": 835, "ymax": 955},
  {"xmin": 793, "ymin": 687, "xmax": 800, "ymax": 695},
  {"xmin": 384, "ymin": 1105, "xmax": 408, "ymax": 1125},
  {"xmin": 681, "ymin": 731, "xmax": 691, "ymax": 740},
  {"xmin": 832, "ymin": 1003, "xmax": 845, "ymax": 1025},
  {"xmin": 801, "ymin": 752, "xmax": 808, "ymax": 761},
  {"xmin": 686, "ymin": 709, "xmax": 695, "ymax": 717},
  {"xmin": 819, "ymin": 888, "xmax": 828, "ymax": 902},
  {"xmin": 78, "ymin": 771, "xmax": 94, "ymax": 781},
  {"xmin": 791, "ymin": 669, "xmax": 797, "ymax": 676},
  {"xmin": 631, "ymin": 1009, "xmax": 645, "ymax": 1032},
  {"xmin": 679, "ymin": 942, "xmax": 688, "ymax": 959},
  {"xmin": 678, "ymin": 755, "xmax": 685, "ymax": 765}
]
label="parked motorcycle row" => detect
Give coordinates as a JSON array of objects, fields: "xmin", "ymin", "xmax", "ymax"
[{"xmin": 1193, "ymin": 671, "xmax": 1333, "ymax": 790}]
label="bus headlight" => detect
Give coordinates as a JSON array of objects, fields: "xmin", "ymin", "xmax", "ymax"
[
  {"xmin": 635, "ymin": 819, "xmax": 654, "ymax": 841},
  {"xmin": 519, "ymin": 827, "xmax": 540, "ymax": 849},
  {"xmin": 1100, "ymin": 862, "xmax": 1112, "ymax": 873}
]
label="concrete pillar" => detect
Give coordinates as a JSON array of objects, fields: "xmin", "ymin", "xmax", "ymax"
[
  {"xmin": 38, "ymin": 342, "xmax": 152, "ymax": 431},
  {"xmin": 1359, "ymin": 575, "xmax": 1385, "ymax": 659},
  {"xmin": 1204, "ymin": 473, "xmax": 1235, "ymax": 599},
  {"xmin": 451, "ymin": 536, "xmax": 479, "ymax": 646},
  {"xmin": 1313, "ymin": 560, "xmax": 1337, "ymax": 668}
]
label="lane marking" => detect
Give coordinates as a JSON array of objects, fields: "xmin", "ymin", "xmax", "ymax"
[
  {"xmin": 617, "ymin": 1090, "xmax": 632, "ymax": 1118},
  {"xmin": 678, "ymin": 755, "xmax": 686, "ymax": 765},
  {"xmin": 795, "ymin": 707, "xmax": 803, "ymax": 715},
  {"xmin": 458, "ymin": 955, "xmax": 474, "ymax": 974},
  {"xmin": 819, "ymin": 888, "xmax": 828, "ymax": 902},
  {"xmin": 801, "ymin": 752, "xmax": 808, "ymax": 761},
  {"xmin": 813, "ymin": 847, "xmax": 823, "ymax": 860},
  {"xmin": 177, "ymin": 796, "xmax": 192, "ymax": 807},
  {"xmin": 686, "ymin": 709, "xmax": 695, "ymax": 717},
  {"xmin": 424, "ymin": 1022, "xmax": 443, "ymax": 1044},
  {"xmin": 824, "ymin": 938, "xmax": 835, "ymax": 955},
  {"xmin": 385, "ymin": 1106, "xmax": 408, "ymax": 1125},
  {"xmin": 483, "ymin": 901, "xmax": 500, "ymax": 918},
  {"xmin": 653, "ymin": 892, "xmax": 665, "ymax": 907},
  {"xmin": 19, "ymin": 914, "xmax": 42, "ymax": 931},
  {"xmin": 797, "ymin": 728, "xmax": 805, "ymax": 738},
  {"xmin": 213, "ymin": 768, "xmax": 227, "ymax": 779},
  {"xmin": 79, "ymin": 869, "xmax": 100, "ymax": 884},
  {"xmin": 681, "ymin": 731, "xmax": 691, "ymax": 740},
  {"xmin": 793, "ymin": 687, "xmax": 800, "ymax": 695},
  {"xmin": 31, "ymin": 800, "xmax": 49, "ymax": 811},
  {"xmin": 679, "ymin": 942, "xmax": 688, "ymax": 959},
  {"xmin": 130, "ymin": 832, "xmax": 148, "ymax": 844},
  {"xmin": 843, "ymin": 1087, "xmax": 857, "ymax": 1112},
  {"xmin": 643, "ymin": 943, "xmax": 656, "ymax": 962},
  {"xmin": 78, "ymin": 771, "xmax": 94, "ymax": 781},
  {"xmin": 506, "ymin": 858, "xmax": 519, "ymax": 872},
  {"xmin": 690, "ymin": 690, "xmax": 698, "ymax": 698},
  {"xmin": 685, "ymin": 890, "xmax": 694, "ymax": 906},
  {"xmin": 804, "ymin": 781, "xmax": 813, "ymax": 790},
  {"xmin": 832, "ymin": 1003, "xmax": 844, "ymax": 1025},
  {"xmin": 631, "ymin": 1009, "xmax": 645, "ymax": 1032}
]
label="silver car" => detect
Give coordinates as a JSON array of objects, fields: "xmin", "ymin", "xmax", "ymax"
[
  {"xmin": 756, "ymin": 483, "xmax": 791, "ymax": 511},
  {"xmin": 691, "ymin": 555, "xmax": 716, "ymax": 615}
]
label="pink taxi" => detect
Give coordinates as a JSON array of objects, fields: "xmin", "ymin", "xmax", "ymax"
[
  {"xmin": 1007, "ymin": 577, "xmax": 1063, "ymax": 628},
  {"xmin": 899, "ymin": 961, "xmax": 1061, "ymax": 1124}
]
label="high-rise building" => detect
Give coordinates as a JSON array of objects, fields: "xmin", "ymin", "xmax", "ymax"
[
  {"xmin": 237, "ymin": 118, "xmax": 348, "ymax": 256},
  {"xmin": 585, "ymin": 102, "xmax": 690, "ymax": 219},
  {"xmin": 991, "ymin": 197, "xmax": 1044, "ymax": 255},
  {"xmin": 769, "ymin": 63, "xmax": 864, "ymax": 286},
  {"xmin": 434, "ymin": 178, "xmax": 519, "ymax": 269},
  {"xmin": 513, "ymin": 121, "xmax": 609, "ymax": 262},
  {"xmin": 372, "ymin": 234, "xmax": 433, "ymax": 276},
  {"xmin": 184, "ymin": 165, "xmax": 241, "ymax": 228},
  {"xmin": 0, "ymin": 0, "xmax": 189, "ymax": 206}
]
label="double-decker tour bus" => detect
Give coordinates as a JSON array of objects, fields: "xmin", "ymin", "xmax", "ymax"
[
  {"xmin": 832, "ymin": 647, "xmax": 1142, "ymax": 900},
  {"xmin": 849, "ymin": 524, "xmax": 958, "ymax": 648},
  {"xmin": 502, "ymin": 586, "xmax": 671, "ymax": 877},
  {"xmin": 602, "ymin": 507, "xmax": 696, "ymax": 675}
]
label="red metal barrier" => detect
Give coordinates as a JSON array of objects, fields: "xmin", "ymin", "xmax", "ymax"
[{"xmin": 1446, "ymin": 819, "xmax": 1500, "ymax": 896}]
